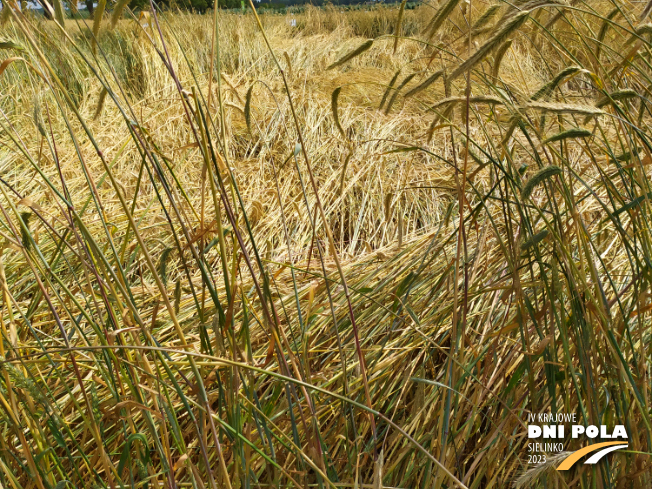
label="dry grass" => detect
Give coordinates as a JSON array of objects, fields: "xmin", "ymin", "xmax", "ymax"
[{"xmin": 0, "ymin": 1, "xmax": 651, "ymax": 488}]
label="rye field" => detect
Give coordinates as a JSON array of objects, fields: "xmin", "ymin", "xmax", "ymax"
[{"xmin": 0, "ymin": 0, "xmax": 651, "ymax": 487}]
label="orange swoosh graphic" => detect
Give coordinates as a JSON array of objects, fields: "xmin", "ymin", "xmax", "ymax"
[{"xmin": 557, "ymin": 441, "xmax": 626, "ymax": 471}]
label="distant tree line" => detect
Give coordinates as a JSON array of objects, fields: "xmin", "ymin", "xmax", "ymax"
[
  {"xmin": 34, "ymin": 0, "xmax": 398, "ymax": 19},
  {"xmin": 34, "ymin": 0, "xmax": 244, "ymax": 19}
]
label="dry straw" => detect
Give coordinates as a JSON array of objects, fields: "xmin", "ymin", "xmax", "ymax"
[{"xmin": 0, "ymin": 2, "xmax": 651, "ymax": 488}]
